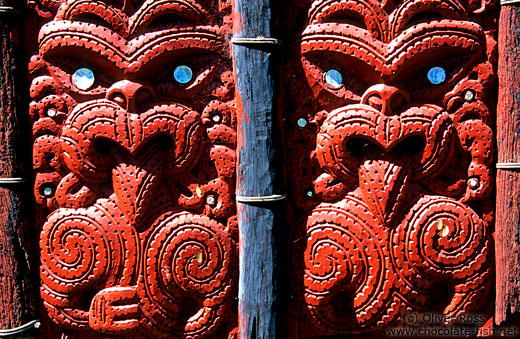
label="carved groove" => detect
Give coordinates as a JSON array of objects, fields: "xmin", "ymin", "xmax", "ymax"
[{"xmin": 29, "ymin": 0, "xmax": 237, "ymax": 337}]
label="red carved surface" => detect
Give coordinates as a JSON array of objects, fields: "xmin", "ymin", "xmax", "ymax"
[
  {"xmin": 25, "ymin": 0, "xmax": 500, "ymax": 337},
  {"xmin": 283, "ymin": 0, "xmax": 497, "ymax": 336},
  {"xmin": 27, "ymin": 0, "xmax": 237, "ymax": 337}
]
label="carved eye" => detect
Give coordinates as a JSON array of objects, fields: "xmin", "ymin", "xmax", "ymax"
[
  {"xmin": 153, "ymin": 55, "xmax": 219, "ymax": 96},
  {"xmin": 427, "ymin": 66, "xmax": 446, "ymax": 85},
  {"xmin": 72, "ymin": 67, "xmax": 96, "ymax": 90},
  {"xmin": 173, "ymin": 65, "xmax": 193, "ymax": 85},
  {"xmin": 42, "ymin": 186, "xmax": 54, "ymax": 197},
  {"xmin": 325, "ymin": 69, "xmax": 343, "ymax": 88}
]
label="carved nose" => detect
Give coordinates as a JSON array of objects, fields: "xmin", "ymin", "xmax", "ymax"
[
  {"xmin": 361, "ymin": 84, "xmax": 411, "ymax": 116},
  {"xmin": 106, "ymin": 80, "xmax": 155, "ymax": 112}
]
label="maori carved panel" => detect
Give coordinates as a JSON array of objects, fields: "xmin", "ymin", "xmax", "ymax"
[
  {"xmin": 28, "ymin": 0, "xmax": 237, "ymax": 337},
  {"xmin": 283, "ymin": 0, "xmax": 497, "ymax": 336}
]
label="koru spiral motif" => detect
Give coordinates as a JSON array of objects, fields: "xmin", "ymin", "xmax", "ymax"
[
  {"xmin": 28, "ymin": 0, "xmax": 237, "ymax": 337},
  {"xmin": 284, "ymin": 0, "xmax": 496, "ymax": 336}
]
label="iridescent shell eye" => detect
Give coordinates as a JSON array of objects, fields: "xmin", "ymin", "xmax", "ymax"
[
  {"xmin": 72, "ymin": 67, "xmax": 95, "ymax": 90},
  {"xmin": 43, "ymin": 186, "xmax": 54, "ymax": 197},
  {"xmin": 325, "ymin": 69, "xmax": 343, "ymax": 88},
  {"xmin": 464, "ymin": 90, "xmax": 475, "ymax": 101},
  {"xmin": 173, "ymin": 65, "xmax": 193, "ymax": 84},
  {"xmin": 427, "ymin": 66, "xmax": 446, "ymax": 85}
]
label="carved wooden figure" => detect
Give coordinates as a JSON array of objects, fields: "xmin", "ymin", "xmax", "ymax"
[
  {"xmin": 28, "ymin": 0, "xmax": 237, "ymax": 337},
  {"xmin": 283, "ymin": 0, "xmax": 497, "ymax": 336},
  {"xmin": 24, "ymin": 0, "xmax": 501, "ymax": 337}
]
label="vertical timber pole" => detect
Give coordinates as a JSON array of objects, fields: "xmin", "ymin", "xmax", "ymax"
[
  {"xmin": 232, "ymin": 1, "xmax": 283, "ymax": 338},
  {"xmin": 496, "ymin": 0, "xmax": 520, "ymax": 326},
  {"xmin": 0, "ymin": 0, "xmax": 36, "ymax": 335}
]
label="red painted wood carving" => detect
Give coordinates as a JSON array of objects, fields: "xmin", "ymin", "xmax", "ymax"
[
  {"xmin": 283, "ymin": 0, "xmax": 497, "ymax": 336},
  {"xmin": 27, "ymin": 0, "xmax": 237, "ymax": 337}
]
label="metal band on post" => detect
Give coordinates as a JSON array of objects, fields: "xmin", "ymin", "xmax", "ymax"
[
  {"xmin": 0, "ymin": 0, "xmax": 36, "ymax": 332},
  {"xmin": 233, "ymin": 0, "xmax": 283, "ymax": 337},
  {"xmin": 231, "ymin": 37, "xmax": 283, "ymax": 46},
  {"xmin": 496, "ymin": 162, "xmax": 520, "ymax": 169},
  {"xmin": 235, "ymin": 194, "xmax": 286, "ymax": 203},
  {"xmin": 501, "ymin": 0, "xmax": 520, "ymax": 5},
  {"xmin": 0, "ymin": 320, "xmax": 40, "ymax": 337},
  {"xmin": 496, "ymin": 0, "xmax": 520, "ymax": 324},
  {"xmin": 0, "ymin": 177, "xmax": 26, "ymax": 184},
  {"xmin": 0, "ymin": 6, "xmax": 21, "ymax": 14}
]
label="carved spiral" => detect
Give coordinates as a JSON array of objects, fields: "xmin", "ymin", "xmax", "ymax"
[
  {"xmin": 40, "ymin": 209, "xmax": 110, "ymax": 298},
  {"xmin": 292, "ymin": 198, "xmax": 397, "ymax": 332},
  {"xmin": 40, "ymin": 199, "xmax": 138, "ymax": 329},
  {"xmin": 139, "ymin": 212, "xmax": 235, "ymax": 338},
  {"xmin": 391, "ymin": 195, "xmax": 491, "ymax": 311},
  {"xmin": 392, "ymin": 195, "xmax": 490, "ymax": 282},
  {"xmin": 40, "ymin": 209, "xmax": 109, "ymax": 329},
  {"xmin": 40, "ymin": 199, "xmax": 138, "ymax": 311}
]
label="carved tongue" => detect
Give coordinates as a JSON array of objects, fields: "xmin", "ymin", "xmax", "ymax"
[
  {"xmin": 112, "ymin": 149, "xmax": 164, "ymax": 229},
  {"xmin": 358, "ymin": 157, "xmax": 411, "ymax": 226}
]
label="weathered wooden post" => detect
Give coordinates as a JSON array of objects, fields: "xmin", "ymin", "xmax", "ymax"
[
  {"xmin": 0, "ymin": 0, "xmax": 37, "ymax": 336},
  {"xmin": 496, "ymin": 0, "xmax": 520, "ymax": 326},
  {"xmin": 232, "ymin": 0, "xmax": 283, "ymax": 337}
]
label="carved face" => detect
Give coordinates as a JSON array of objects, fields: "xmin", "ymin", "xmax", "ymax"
[
  {"xmin": 30, "ymin": 0, "xmax": 237, "ymax": 337},
  {"xmin": 287, "ymin": 0, "xmax": 495, "ymax": 335}
]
